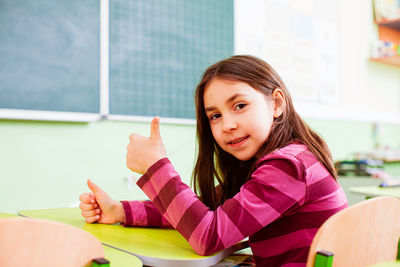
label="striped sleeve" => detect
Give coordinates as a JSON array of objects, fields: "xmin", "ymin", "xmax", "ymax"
[
  {"xmin": 121, "ymin": 200, "xmax": 172, "ymax": 227},
  {"xmin": 136, "ymin": 156, "xmax": 307, "ymax": 256}
]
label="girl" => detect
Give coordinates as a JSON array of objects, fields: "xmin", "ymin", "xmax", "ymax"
[{"xmin": 79, "ymin": 55, "xmax": 348, "ymax": 266}]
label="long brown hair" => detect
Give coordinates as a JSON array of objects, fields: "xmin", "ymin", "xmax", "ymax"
[{"xmin": 192, "ymin": 55, "xmax": 337, "ymax": 210}]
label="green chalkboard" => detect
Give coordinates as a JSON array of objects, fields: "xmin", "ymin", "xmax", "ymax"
[
  {"xmin": 0, "ymin": 0, "xmax": 100, "ymax": 113},
  {"xmin": 109, "ymin": 0, "xmax": 234, "ymax": 119}
]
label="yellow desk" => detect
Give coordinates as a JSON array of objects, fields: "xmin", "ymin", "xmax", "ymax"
[
  {"xmin": 18, "ymin": 208, "xmax": 246, "ymax": 267},
  {"xmin": 350, "ymin": 185, "xmax": 400, "ymax": 199},
  {"xmin": 0, "ymin": 213, "xmax": 19, "ymax": 218},
  {"xmin": 102, "ymin": 245, "xmax": 142, "ymax": 267}
]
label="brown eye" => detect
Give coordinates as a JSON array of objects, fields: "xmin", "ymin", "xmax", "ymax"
[
  {"xmin": 235, "ymin": 103, "xmax": 246, "ymax": 110},
  {"xmin": 210, "ymin": 113, "xmax": 221, "ymax": 120}
]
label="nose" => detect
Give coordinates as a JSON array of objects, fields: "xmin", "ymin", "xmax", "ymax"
[{"xmin": 222, "ymin": 115, "xmax": 237, "ymax": 133}]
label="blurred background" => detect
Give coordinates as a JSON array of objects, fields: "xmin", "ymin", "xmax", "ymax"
[{"xmin": 0, "ymin": 0, "xmax": 399, "ymax": 213}]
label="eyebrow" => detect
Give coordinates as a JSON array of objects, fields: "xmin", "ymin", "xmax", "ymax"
[{"xmin": 204, "ymin": 93, "xmax": 247, "ymax": 112}]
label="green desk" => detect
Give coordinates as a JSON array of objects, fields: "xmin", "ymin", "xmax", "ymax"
[
  {"xmin": 350, "ymin": 185, "xmax": 400, "ymax": 199},
  {"xmin": 0, "ymin": 213, "xmax": 19, "ymax": 218},
  {"xmin": 102, "ymin": 245, "xmax": 142, "ymax": 267},
  {"xmin": 18, "ymin": 208, "xmax": 246, "ymax": 267}
]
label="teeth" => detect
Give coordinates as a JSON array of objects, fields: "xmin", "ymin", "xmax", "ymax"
[{"xmin": 231, "ymin": 137, "xmax": 246, "ymax": 144}]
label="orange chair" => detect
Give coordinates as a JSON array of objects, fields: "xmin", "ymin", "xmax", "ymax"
[
  {"xmin": 0, "ymin": 217, "xmax": 108, "ymax": 267},
  {"xmin": 306, "ymin": 196, "xmax": 400, "ymax": 267}
]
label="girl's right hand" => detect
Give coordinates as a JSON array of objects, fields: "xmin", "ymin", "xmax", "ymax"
[{"xmin": 79, "ymin": 179, "xmax": 126, "ymax": 224}]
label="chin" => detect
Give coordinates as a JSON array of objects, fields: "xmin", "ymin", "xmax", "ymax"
[{"xmin": 233, "ymin": 154, "xmax": 254, "ymax": 162}]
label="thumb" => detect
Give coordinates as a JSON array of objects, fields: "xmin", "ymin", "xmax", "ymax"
[
  {"xmin": 150, "ymin": 116, "xmax": 161, "ymax": 141},
  {"xmin": 87, "ymin": 179, "xmax": 104, "ymax": 196}
]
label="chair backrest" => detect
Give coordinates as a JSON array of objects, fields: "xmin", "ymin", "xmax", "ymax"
[
  {"xmin": 0, "ymin": 217, "xmax": 105, "ymax": 267},
  {"xmin": 306, "ymin": 196, "xmax": 400, "ymax": 267}
]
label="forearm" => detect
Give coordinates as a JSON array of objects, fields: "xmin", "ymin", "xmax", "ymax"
[{"xmin": 115, "ymin": 201, "xmax": 126, "ymax": 224}]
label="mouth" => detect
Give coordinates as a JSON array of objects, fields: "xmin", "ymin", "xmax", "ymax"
[{"xmin": 228, "ymin": 136, "xmax": 249, "ymax": 145}]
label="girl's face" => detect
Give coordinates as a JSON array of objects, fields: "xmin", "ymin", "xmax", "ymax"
[{"xmin": 203, "ymin": 78, "xmax": 277, "ymax": 161}]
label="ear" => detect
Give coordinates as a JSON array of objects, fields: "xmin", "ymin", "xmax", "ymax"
[{"xmin": 272, "ymin": 88, "xmax": 285, "ymax": 118}]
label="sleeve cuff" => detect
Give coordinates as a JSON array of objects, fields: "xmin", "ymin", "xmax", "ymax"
[{"xmin": 120, "ymin": 201, "xmax": 133, "ymax": 226}]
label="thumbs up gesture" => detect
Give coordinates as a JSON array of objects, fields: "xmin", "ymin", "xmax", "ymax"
[
  {"xmin": 126, "ymin": 117, "xmax": 167, "ymax": 174},
  {"xmin": 79, "ymin": 179, "xmax": 125, "ymax": 224}
]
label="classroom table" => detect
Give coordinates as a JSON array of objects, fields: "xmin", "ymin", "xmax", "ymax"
[
  {"xmin": 102, "ymin": 245, "xmax": 142, "ymax": 267},
  {"xmin": 18, "ymin": 208, "xmax": 247, "ymax": 267},
  {"xmin": 349, "ymin": 185, "xmax": 400, "ymax": 199},
  {"xmin": 0, "ymin": 213, "xmax": 19, "ymax": 218}
]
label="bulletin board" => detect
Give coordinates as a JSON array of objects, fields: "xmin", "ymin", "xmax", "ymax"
[{"xmin": 235, "ymin": 0, "xmax": 340, "ymax": 105}]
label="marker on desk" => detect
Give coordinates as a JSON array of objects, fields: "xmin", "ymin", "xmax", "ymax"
[{"xmin": 91, "ymin": 257, "xmax": 110, "ymax": 267}]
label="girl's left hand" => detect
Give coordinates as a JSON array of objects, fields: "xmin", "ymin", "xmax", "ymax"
[{"xmin": 126, "ymin": 117, "xmax": 167, "ymax": 174}]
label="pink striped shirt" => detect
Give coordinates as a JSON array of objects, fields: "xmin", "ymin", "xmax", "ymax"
[{"xmin": 122, "ymin": 143, "xmax": 348, "ymax": 266}]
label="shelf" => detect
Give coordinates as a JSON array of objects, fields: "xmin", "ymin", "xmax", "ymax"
[
  {"xmin": 373, "ymin": 5, "xmax": 400, "ymax": 67},
  {"xmin": 370, "ymin": 56, "xmax": 400, "ymax": 67},
  {"xmin": 373, "ymin": 18, "xmax": 400, "ymax": 67},
  {"xmin": 376, "ymin": 19, "xmax": 400, "ymax": 31},
  {"xmin": 376, "ymin": 24, "xmax": 400, "ymax": 42}
]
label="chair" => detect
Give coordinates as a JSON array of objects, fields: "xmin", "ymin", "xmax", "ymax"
[
  {"xmin": 306, "ymin": 196, "xmax": 400, "ymax": 267},
  {"xmin": 0, "ymin": 217, "xmax": 108, "ymax": 267}
]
